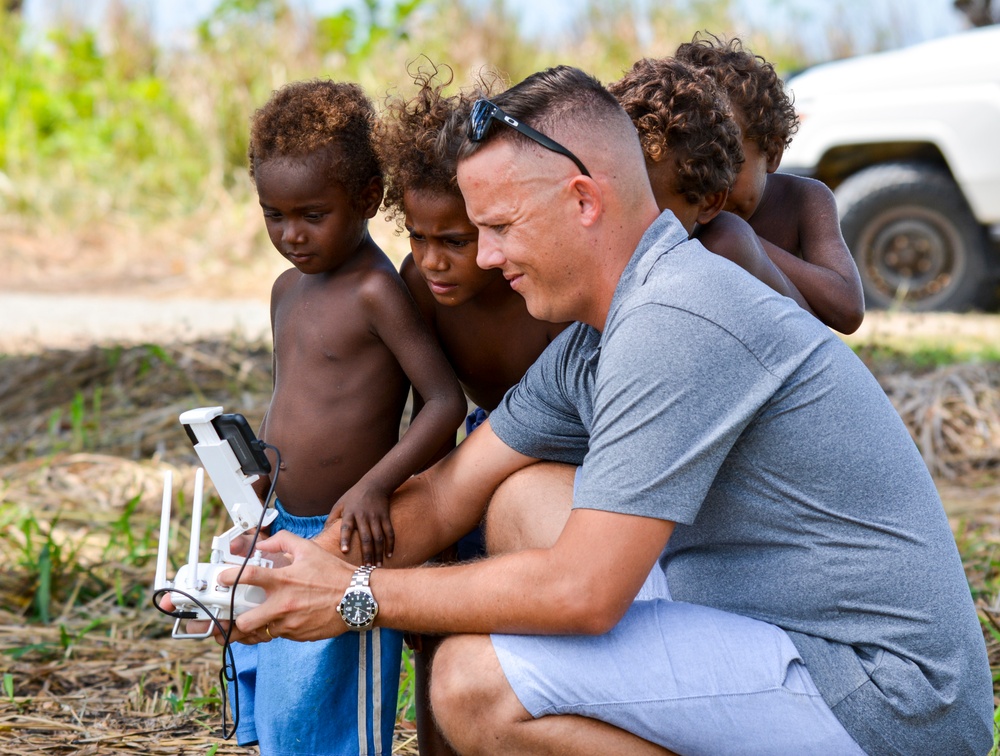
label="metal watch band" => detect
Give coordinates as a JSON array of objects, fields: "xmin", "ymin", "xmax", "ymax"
[{"xmin": 350, "ymin": 565, "xmax": 376, "ymax": 588}]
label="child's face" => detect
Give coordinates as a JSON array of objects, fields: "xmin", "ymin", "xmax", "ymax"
[
  {"xmin": 724, "ymin": 135, "xmax": 778, "ymax": 222},
  {"xmin": 255, "ymin": 154, "xmax": 380, "ymax": 275},
  {"xmin": 404, "ymin": 189, "xmax": 498, "ymax": 307}
]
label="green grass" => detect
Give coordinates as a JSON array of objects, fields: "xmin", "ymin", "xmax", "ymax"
[
  {"xmin": 0, "ymin": 0, "xmax": 908, "ymax": 231},
  {"xmin": 853, "ymin": 342, "xmax": 1000, "ymax": 373}
]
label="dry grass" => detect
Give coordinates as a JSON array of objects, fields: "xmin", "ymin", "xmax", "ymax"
[
  {"xmin": 1, "ymin": 337, "xmax": 996, "ymax": 479},
  {"xmin": 0, "ymin": 207, "xmax": 410, "ymax": 301},
  {"xmin": 0, "ymin": 339, "xmax": 272, "ymax": 466},
  {"xmin": 0, "ymin": 452, "xmax": 421, "ymax": 753},
  {"xmin": 0, "ymin": 339, "xmax": 418, "ymax": 754},
  {"xmin": 0, "ymin": 337, "xmax": 998, "ymax": 753},
  {"xmin": 880, "ymin": 364, "xmax": 1000, "ymax": 481},
  {"xmin": 0, "ymin": 611, "xmax": 419, "ymax": 754}
]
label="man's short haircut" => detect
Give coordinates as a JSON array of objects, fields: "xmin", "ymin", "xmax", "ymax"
[
  {"xmin": 676, "ymin": 33, "xmax": 798, "ymax": 163},
  {"xmin": 248, "ymin": 79, "xmax": 382, "ymax": 202},
  {"xmin": 457, "ymin": 65, "xmax": 626, "ymax": 165},
  {"xmin": 381, "ymin": 62, "xmax": 500, "ymax": 230},
  {"xmin": 609, "ymin": 57, "xmax": 743, "ymax": 204}
]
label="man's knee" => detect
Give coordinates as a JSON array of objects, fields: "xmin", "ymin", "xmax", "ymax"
[
  {"xmin": 484, "ymin": 462, "xmax": 576, "ymax": 554},
  {"xmin": 430, "ymin": 635, "xmax": 522, "ymax": 750}
]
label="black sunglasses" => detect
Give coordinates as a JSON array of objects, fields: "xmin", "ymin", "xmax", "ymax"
[{"xmin": 467, "ymin": 99, "xmax": 591, "ymax": 178}]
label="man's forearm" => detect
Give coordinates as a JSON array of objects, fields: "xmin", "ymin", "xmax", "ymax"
[
  {"xmin": 369, "ymin": 508, "xmax": 674, "ymax": 637},
  {"xmin": 371, "ymin": 547, "xmax": 601, "ymax": 636}
]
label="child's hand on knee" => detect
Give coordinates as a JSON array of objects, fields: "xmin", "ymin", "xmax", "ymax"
[{"xmin": 330, "ymin": 486, "xmax": 395, "ymax": 566}]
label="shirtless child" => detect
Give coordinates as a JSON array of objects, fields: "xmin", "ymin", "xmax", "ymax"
[
  {"xmin": 677, "ymin": 34, "xmax": 865, "ymax": 333},
  {"xmin": 234, "ymin": 78, "xmax": 465, "ymax": 755},
  {"xmin": 609, "ymin": 56, "xmax": 809, "ymax": 310},
  {"xmin": 379, "ymin": 66, "xmax": 568, "ymax": 755}
]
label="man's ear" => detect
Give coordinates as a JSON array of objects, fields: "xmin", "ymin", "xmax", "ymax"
[
  {"xmin": 571, "ymin": 175, "xmax": 603, "ymax": 228},
  {"xmin": 695, "ymin": 189, "xmax": 728, "ymax": 225},
  {"xmin": 360, "ymin": 176, "xmax": 384, "ymax": 219}
]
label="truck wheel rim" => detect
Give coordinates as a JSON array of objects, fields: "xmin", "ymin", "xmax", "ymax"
[{"xmin": 858, "ymin": 206, "xmax": 963, "ymax": 305}]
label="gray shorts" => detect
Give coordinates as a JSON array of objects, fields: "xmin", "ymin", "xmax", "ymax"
[{"xmin": 491, "ymin": 596, "xmax": 865, "ymax": 755}]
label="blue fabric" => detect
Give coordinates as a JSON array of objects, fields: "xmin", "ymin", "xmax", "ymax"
[
  {"xmin": 454, "ymin": 408, "xmax": 490, "ymax": 560},
  {"xmin": 493, "ymin": 599, "xmax": 867, "ymax": 755},
  {"xmin": 464, "ymin": 406, "xmax": 489, "ymax": 437},
  {"xmin": 229, "ymin": 501, "xmax": 403, "ymax": 755}
]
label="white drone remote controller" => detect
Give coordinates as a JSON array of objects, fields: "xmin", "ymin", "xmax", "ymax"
[{"xmin": 153, "ymin": 407, "xmax": 279, "ymax": 639}]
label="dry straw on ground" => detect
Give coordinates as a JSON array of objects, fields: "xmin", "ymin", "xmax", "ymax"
[
  {"xmin": 0, "ymin": 337, "xmax": 997, "ymax": 754},
  {"xmin": 880, "ymin": 363, "xmax": 1000, "ymax": 480},
  {"xmin": 2, "ymin": 338, "xmax": 996, "ymax": 477},
  {"xmin": 0, "ymin": 610, "xmax": 419, "ymax": 754},
  {"xmin": 0, "ymin": 339, "xmax": 272, "ymax": 466}
]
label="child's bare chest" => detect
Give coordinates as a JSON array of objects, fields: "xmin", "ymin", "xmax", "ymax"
[
  {"xmin": 437, "ymin": 309, "xmax": 552, "ymax": 408},
  {"xmin": 273, "ymin": 283, "xmax": 377, "ymax": 363}
]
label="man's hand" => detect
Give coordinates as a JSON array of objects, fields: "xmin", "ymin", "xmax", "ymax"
[
  {"xmin": 219, "ymin": 530, "xmax": 356, "ymax": 643},
  {"xmin": 328, "ymin": 486, "xmax": 395, "ymax": 566},
  {"xmin": 153, "ymin": 534, "xmax": 292, "ymax": 644}
]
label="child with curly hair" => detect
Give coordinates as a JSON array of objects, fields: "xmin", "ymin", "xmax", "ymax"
[
  {"xmin": 609, "ymin": 56, "xmax": 809, "ymax": 309},
  {"xmin": 379, "ymin": 63, "xmax": 568, "ymax": 756},
  {"xmin": 677, "ymin": 34, "xmax": 865, "ymax": 333},
  {"xmin": 382, "ymin": 65, "xmax": 568, "ymax": 445},
  {"xmin": 236, "ymin": 78, "xmax": 466, "ymax": 755}
]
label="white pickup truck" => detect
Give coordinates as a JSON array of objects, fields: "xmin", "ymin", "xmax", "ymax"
[{"xmin": 780, "ymin": 25, "xmax": 1000, "ymax": 311}]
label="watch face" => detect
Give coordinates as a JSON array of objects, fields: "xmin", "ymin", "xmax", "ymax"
[{"xmin": 339, "ymin": 590, "xmax": 377, "ymax": 627}]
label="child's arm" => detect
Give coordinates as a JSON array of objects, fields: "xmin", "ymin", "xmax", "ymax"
[
  {"xmin": 697, "ymin": 212, "xmax": 813, "ymax": 312},
  {"xmin": 759, "ymin": 181, "xmax": 865, "ymax": 334},
  {"xmin": 328, "ymin": 270, "xmax": 466, "ymax": 565},
  {"xmin": 410, "ymin": 390, "xmax": 459, "ymax": 466},
  {"xmin": 400, "ymin": 255, "xmax": 460, "ymax": 469}
]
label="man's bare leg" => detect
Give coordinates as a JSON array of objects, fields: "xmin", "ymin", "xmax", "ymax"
[
  {"xmin": 430, "ymin": 634, "xmax": 676, "ymax": 756},
  {"xmin": 436, "ymin": 464, "xmax": 674, "ymax": 755},
  {"xmin": 484, "ymin": 461, "xmax": 576, "ymax": 554},
  {"xmin": 413, "ymin": 632, "xmax": 459, "ymax": 756},
  {"xmin": 414, "ymin": 463, "xmax": 575, "ymax": 752}
]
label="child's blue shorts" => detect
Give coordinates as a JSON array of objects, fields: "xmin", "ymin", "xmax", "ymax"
[{"xmin": 229, "ymin": 501, "xmax": 403, "ymax": 755}]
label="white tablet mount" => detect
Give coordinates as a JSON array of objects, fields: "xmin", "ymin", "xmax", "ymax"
[{"xmin": 153, "ymin": 406, "xmax": 279, "ymax": 639}]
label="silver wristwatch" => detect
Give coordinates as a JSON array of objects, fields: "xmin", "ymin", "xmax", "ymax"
[{"xmin": 337, "ymin": 565, "xmax": 379, "ymax": 631}]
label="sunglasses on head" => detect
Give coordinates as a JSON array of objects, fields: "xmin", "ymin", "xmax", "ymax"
[{"xmin": 467, "ymin": 99, "xmax": 591, "ymax": 178}]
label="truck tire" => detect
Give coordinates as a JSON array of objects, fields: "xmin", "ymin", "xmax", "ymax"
[{"xmin": 835, "ymin": 161, "xmax": 997, "ymax": 311}]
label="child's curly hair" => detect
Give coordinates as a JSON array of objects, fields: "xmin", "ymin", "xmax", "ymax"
[
  {"xmin": 248, "ymin": 79, "xmax": 382, "ymax": 203},
  {"xmin": 676, "ymin": 33, "xmax": 798, "ymax": 163},
  {"xmin": 609, "ymin": 57, "xmax": 743, "ymax": 204},
  {"xmin": 380, "ymin": 61, "xmax": 501, "ymax": 231}
]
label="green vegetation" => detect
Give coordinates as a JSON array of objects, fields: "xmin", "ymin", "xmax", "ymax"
[
  {"xmin": 0, "ymin": 0, "xmax": 934, "ymax": 295},
  {"xmin": 853, "ymin": 341, "xmax": 1000, "ymax": 373},
  {"xmin": 0, "ymin": 0, "xmax": 896, "ymax": 230},
  {"xmin": 840, "ymin": 310, "xmax": 1000, "ymax": 373}
]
